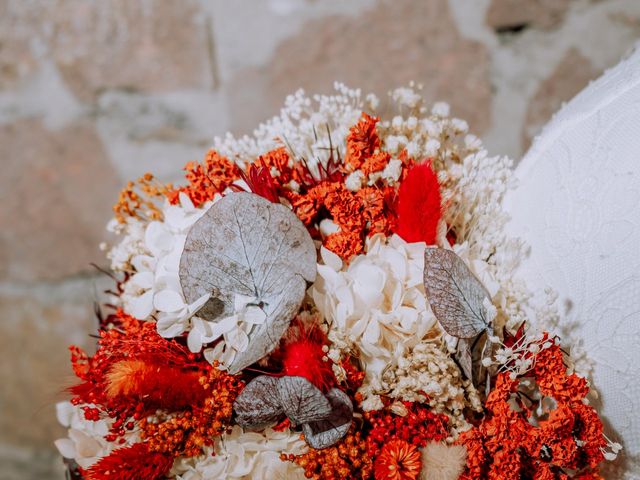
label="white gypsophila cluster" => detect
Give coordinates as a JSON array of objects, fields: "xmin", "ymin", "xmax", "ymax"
[
  {"xmin": 482, "ymin": 331, "xmax": 555, "ymax": 380},
  {"xmin": 54, "ymin": 401, "xmax": 138, "ymax": 470},
  {"xmin": 447, "ymin": 151, "xmax": 525, "ymax": 331},
  {"xmin": 381, "ymin": 342, "xmax": 482, "ymax": 435},
  {"xmin": 213, "ymin": 83, "xmax": 378, "ymax": 175},
  {"xmin": 379, "ymin": 86, "xmax": 483, "ymax": 166},
  {"xmin": 104, "ymin": 216, "xmax": 148, "ymax": 271},
  {"xmin": 170, "ymin": 426, "xmax": 307, "ymax": 480}
]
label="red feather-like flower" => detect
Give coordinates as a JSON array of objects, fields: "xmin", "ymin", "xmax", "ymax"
[
  {"xmin": 280, "ymin": 318, "xmax": 336, "ymax": 392},
  {"xmin": 394, "ymin": 161, "xmax": 442, "ymax": 244},
  {"xmin": 84, "ymin": 443, "xmax": 173, "ymax": 480}
]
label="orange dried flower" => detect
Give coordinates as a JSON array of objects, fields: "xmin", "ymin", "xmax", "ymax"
[
  {"xmin": 285, "ymin": 428, "xmax": 373, "ymax": 480},
  {"xmin": 457, "ymin": 341, "xmax": 607, "ymax": 479},
  {"xmin": 374, "ymin": 439, "xmax": 422, "ymax": 480},
  {"xmin": 140, "ymin": 366, "xmax": 243, "ymax": 457},
  {"xmin": 167, "ymin": 149, "xmax": 240, "ymax": 207},
  {"xmin": 345, "ymin": 112, "xmax": 381, "ymax": 171},
  {"xmin": 113, "ymin": 173, "xmax": 171, "ymax": 223}
]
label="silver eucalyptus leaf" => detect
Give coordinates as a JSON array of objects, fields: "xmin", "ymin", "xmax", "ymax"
[
  {"xmin": 233, "ymin": 375, "xmax": 284, "ymax": 429},
  {"xmin": 455, "ymin": 338, "xmax": 473, "ymax": 381},
  {"xmin": 423, "ymin": 248, "xmax": 490, "ymax": 339},
  {"xmin": 179, "ymin": 192, "xmax": 317, "ymax": 373},
  {"xmin": 302, "ymin": 388, "xmax": 353, "ymax": 449},
  {"xmin": 277, "ymin": 376, "xmax": 332, "ymax": 426}
]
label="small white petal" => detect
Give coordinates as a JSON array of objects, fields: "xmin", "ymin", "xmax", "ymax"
[
  {"xmin": 154, "ymin": 289, "xmax": 186, "ymax": 313},
  {"xmin": 130, "ymin": 271, "xmax": 154, "ymax": 290},
  {"xmin": 55, "ymin": 438, "xmax": 77, "ymax": 459},
  {"xmin": 187, "ymin": 329, "xmax": 204, "ymax": 353},
  {"xmin": 243, "ymin": 305, "xmax": 267, "ymax": 324},
  {"xmin": 320, "ymin": 246, "xmax": 343, "ymax": 271},
  {"xmin": 211, "ymin": 315, "xmax": 239, "ymax": 338},
  {"xmin": 130, "ymin": 290, "xmax": 154, "ymax": 319},
  {"xmin": 226, "ymin": 328, "xmax": 249, "ymax": 352}
]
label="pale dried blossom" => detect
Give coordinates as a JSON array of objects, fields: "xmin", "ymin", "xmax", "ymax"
[
  {"xmin": 419, "ymin": 442, "xmax": 467, "ymax": 480},
  {"xmin": 170, "ymin": 426, "xmax": 307, "ymax": 480},
  {"xmin": 312, "ymin": 234, "xmax": 440, "ymax": 390},
  {"xmin": 54, "ymin": 401, "xmax": 138, "ymax": 470},
  {"xmin": 213, "ymin": 82, "xmax": 378, "ymax": 174},
  {"xmin": 380, "ymin": 342, "xmax": 482, "ymax": 433}
]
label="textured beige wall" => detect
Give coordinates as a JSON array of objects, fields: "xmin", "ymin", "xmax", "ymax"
[{"xmin": 1, "ymin": 0, "xmax": 639, "ymax": 478}]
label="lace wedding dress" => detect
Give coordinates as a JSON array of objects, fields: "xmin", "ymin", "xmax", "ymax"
[{"xmin": 505, "ymin": 46, "xmax": 640, "ymax": 478}]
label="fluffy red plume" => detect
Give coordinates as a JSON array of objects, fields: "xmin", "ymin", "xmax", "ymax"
[
  {"xmin": 280, "ymin": 319, "xmax": 336, "ymax": 392},
  {"xmin": 84, "ymin": 443, "xmax": 173, "ymax": 480},
  {"xmin": 105, "ymin": 359, "xmax": 207, "ymax": 411},
  {"xmin": 394, "ymin": 161, "xmax": 442, "ymax": 244}
]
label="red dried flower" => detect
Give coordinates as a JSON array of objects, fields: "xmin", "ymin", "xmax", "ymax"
[
  {"xmin": 394, "ymin": 161, "xmax": 442, "ymax": 245},
  {"xmin": 365, "ymin": 402, "xmax": 449, "ymax": 456},
  {"xmin": 84, "ymin": 443, "xmax": 173, "ymax": 480},
  {"xmin": 233, "ymin": 159, "xmax": 280, "ymax": 203},
  {"xmin": 457, "ymin": 340, "xmax": 607, "ymax": 479},
  {"xmin": 279, "ymin": 318, "xmax": 336, "ymax": 392},
  {"xmin": 374, "ymin": 439, "xmax": 422, "ymax": 480}
]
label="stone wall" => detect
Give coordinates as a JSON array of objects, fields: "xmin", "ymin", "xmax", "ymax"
[{"xmin": 1, "ymin": 0, "xmax": 639, "ymax": 478}]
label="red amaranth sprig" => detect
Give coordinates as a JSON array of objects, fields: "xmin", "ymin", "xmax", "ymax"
[{"xmin": 364, "ymin": 401, "xmax": 449, "ymax": 457}]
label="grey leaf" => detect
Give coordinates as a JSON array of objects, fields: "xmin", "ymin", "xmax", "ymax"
[
  {"xmin": 179, "ymin": 192, "xmax": 317, "ymax": 373},
  {"xmin": 277, "ymin": 376, "xmax": 331, "ymax": 426},
  {"xmin": 233, "ymin": 375, "xmax": 284, "ymax": 429},
  {"xmin": 423, "ymin": 248, "xmax": 490, "ymax": 339},
  {"xmin": 302, "ymin": 388, "xmax": 353, "ymax": 449},
  {"xmin": 455, "ymin": 338, "xmax": 473, "ymax": 380}
]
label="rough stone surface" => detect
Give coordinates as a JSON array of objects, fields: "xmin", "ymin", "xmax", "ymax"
[
  {"xmin": 0, "ymin": 119, "xmax": 120, "ymax": 282},
  {"xmin": 486, "ymin": 0, "xmax": 573, "ymax": 31},
  {"xmin": 229, "ymin": 0, "xmax": 492, "ymax": 135},
  {"xmin": 0, "ymin": 278, "xmax": 106, "ymax": 479},
  {"xmin": 523, "ymin": 48, "xmax": 598, "ymax": 147},
  {"xmin": 0, "ymin": 0, "xmax": 213, "ymax": 100}
]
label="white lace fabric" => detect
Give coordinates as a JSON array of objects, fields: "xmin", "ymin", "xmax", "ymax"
[{"xmin": 505, "ymin": 46, "xmax": 640, "ymax": 479}]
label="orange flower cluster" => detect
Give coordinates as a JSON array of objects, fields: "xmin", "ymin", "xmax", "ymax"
[
  {"xmin": 113, "ymin": 173, "xmax": 171, "ymax": 223},
  {"xmin": 166, "ymin": 149, "xmax": 240, "ymax": 207},
  {"xmin": 458, "ymin": 342, "xmax": 606, "ymax": 479},
  {"xmin": 140, "ymin": 366, "xmax": 244, "ymax": 457},
  {"xmin": 373, "ymin": 439, "xmax": 422, "ymax": 480},
  {"xmin": 284, "ymin": 114, "xmax": 411, "ymax": 260},
  {"xmin": 283, "ymin": 428, "xmax": 373, "ymax": 480},
  {"xmin": 122, "ymin": 114, "xmax": 418, "ymax": 261}
]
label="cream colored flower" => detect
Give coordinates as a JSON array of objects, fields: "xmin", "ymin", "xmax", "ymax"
[
  {"xmin": 171, "ymin": 426, "xmax": 307, "ymax": 480},
  {"xmin": 312, "ymin": 234, "xmax": 440, "ymax": 401},
  {"xmin": 419, "ymin": 442, "xmax": 466, "ymax": 480}
]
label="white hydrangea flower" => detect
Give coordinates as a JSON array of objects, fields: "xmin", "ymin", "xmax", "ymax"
[
  {"xmin": 119, "ymin": 193, "xmax": 213, "ymax": 337},
  {"xmin": 312, "ymin": 234, "xmax": 439, "ymax": 389},
  {"xmin": 54, "ymin": 401, "xmax": 138, "ymax": 470},
  {"xmin": 171, "ymin": 426, "xmax": 307, "ymax": 480}
]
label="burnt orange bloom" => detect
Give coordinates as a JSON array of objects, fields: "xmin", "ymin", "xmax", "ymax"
[
  {"xmin": 166, "ymin": 150, "xmax": 240, "ymax": 207},
  {"xmin": 345, "ymin": 112, "xmax": 381, "ymax": 171},
  {"xmin": 374, "ymin": 439, "xmax": 422, "ymax": 480},
  {"xmin": 457, "ymin": 342, "xmax": 607, "ymax": 479}
]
